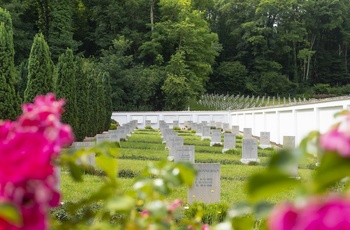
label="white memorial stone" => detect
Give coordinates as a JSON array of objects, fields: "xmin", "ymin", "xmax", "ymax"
[
  {"xmin": 283, "ymin": 136, "xmax": 299, "ymax": 179},
  {"xmin": 240, "ymin": 139, "xmax": 260, "ymax": 164},
  {"xmin": 243, "ymin": 128, "xmax": 252, "ymax": 139},
  {"xmin": 223, "ymin": 123, "xmax": 230, "ymax": 132},
  {"xmin": 173, "ymin": 120, "xmax": 179, "ymax": 128},
  {"xmin": 259, "ymin": 132, "xmax": 271, "ymax": 148},
  {"xmin": 188, "ymin": 163, "xmax": 220, "ymax": 204},
  {"xmin": 222, "ymin": 133, "xmax": 236, "ymax": 153},
  {"xmin": 145, "ymin": 120, "xmax": 151, "ymax": 127},
  {"xmin": 201, "ymin": 126, "xmax": 211, "ymax": 140},
  {"xmin": 174, "ymin": 145, "xmax": 195, "ymax": 163},
  {"xmin": 96, "ymin": 133, "xmax": 111, "ymax": 144},
  {"xmin": 232, "ymin": 126, "xmax": 239, "ymax": 135},
  {"xmin": 210, "ymin": 130, "xmax": 222, "ymax": 146}
]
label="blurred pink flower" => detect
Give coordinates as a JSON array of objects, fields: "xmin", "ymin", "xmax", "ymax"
[
  {"xmin": 268, "ymin": 197, "xmax": 350, "ymax": 230},
  {"xmin": 320, "ymin": 129, "xmax": 350, "ymax": 157},
  {"xmin": 168, "ymin": 199, "xmax": 183, "ymax": 212},
  {"xmin": 0, "ymin": 93, "xmax": 73, "ymax": 230}
]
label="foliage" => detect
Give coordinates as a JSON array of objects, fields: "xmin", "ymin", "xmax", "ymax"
[
  {"xmin": 24, "ymin": 33, "xmax": 54, "ymax": 103},
  {"xmin": 102, "ymin": 72, "xmax": 113, "ymax": 131},
  {"xmin": 0, "ymin": 7, "xmax": 21, "ymax": 120},
  {"xmin": 55, "ymin": 48, "xmax": 78, "ymax": 140}
]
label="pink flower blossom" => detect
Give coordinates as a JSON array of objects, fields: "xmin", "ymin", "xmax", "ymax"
[
  {"xmin": 168, "ymin": 199, "xmax": 183, "ymax": 212},
  {"xmin": 268, "ymin": 197, "xmax": 350, "ymax": 230},
  {"xmin": 0, "ymin": 93, "xmax": 74, "ymax": 229},
  {"xmin": 320, "ymin": 129, "xmax": 350, "ymax": 157}
]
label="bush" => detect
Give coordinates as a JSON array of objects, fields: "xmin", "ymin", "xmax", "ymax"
[
  {"xmin": 173, "ymin": 127, "xmax": 181, "ymax": 131},
  {"xmin": 145, "ymin": 126, "xmax": 153, "ymax": 130},
  {"xmin": 109, "ymin": 123, "xmax": 117, "ymax": 130}
]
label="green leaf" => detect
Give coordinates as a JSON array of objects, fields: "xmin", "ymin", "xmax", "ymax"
[
  {"xmin": 269, "ymin": 149, "xmax": 301, "ymax": 174},
  {"xmin": 247, "ymin": 170, "xmax": 299, "ymax": 201},
  {"xmin": 175, "ymin": 161, "xmax": 197, "ymax": 186},
  {"xmin": 105, "ymin": 195, "xmax": 135, "ymax": 212},
  {"xmin": 0, "ymin": 202, "xmax": 22, "ymax": 226},
  {"xmin": 96, "ymin": 154, "xmax": 117, "ymax": 181},
  {"xmin": 68, "ymin": 161, "xmax": 83, "ymax": 182},
  {"xmin": 254, "ymin": 202, "xmax": 273, "ymax": 219},
  {"xmin": 312, "ymin": 152, "xmax": 350, "ymax": 193}
]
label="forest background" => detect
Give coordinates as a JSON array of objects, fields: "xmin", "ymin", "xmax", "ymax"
[{"xmin": 2, "ymin": 0, "xmax": 350, "ymax": 111}]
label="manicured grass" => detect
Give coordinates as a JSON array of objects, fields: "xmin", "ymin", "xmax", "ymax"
[{"xmin": 60, "ymin": 128, "xmax": 318, "ymax": 207}]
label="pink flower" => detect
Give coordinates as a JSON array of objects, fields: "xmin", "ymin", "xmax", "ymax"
[
  {"xmin": 168, "ymin": 199, "xmax": 183, "ymax": 212},
  {"xmin": 268, "ymin": 197, "xmax": 350, "ymax": 230},
  {"xmin": 202, "ymin": 224, "xmax": 210, "ymax": 230},
  {"xmin": 0, "ymin": 93, "xmax": 74, "ymax": 229},
  {"xmin": 320, "ymin": 129, "xmax": 350, "ymax": 157},
  {"xmin": 140, "ymin": 210, "xmax": 150, "ymax": 218}
]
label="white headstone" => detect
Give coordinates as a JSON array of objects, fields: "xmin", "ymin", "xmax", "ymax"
[
  {"xmin": 173, "ymin": 120, "xmax": 179, "ymax": 128},
  {"xmin": 145, "ymin": 120, "xmax": 151, "ymax": 127},
  {"xmin": 188, "ymin": 163, "xmax": 220, "ymax": 204},
  {"xmin": 71, "ymin": 142, "xmax": 96, "ymax": 167},
  {"xmin": 201, "ymin": 126, "xmax": 211, "ymax": 140},
  {"xmin": 232, "ymin": 126, "xmax": 239, "ymax": 135},
  {"xmin": 243, "ymin": 128, "xmax": 252, "ymax": 139},
  {"xmin": 223, "ymin": 123, "xmax": 230, "ymax": 132},
  {"xmin": 210, "ymin": 130, "xmax": 222, "ymax": 146},
  {"xmin": 96, "ymin": 133, "xmax": 111, "ymax": 144},
  {"xmin": 222, "ymin": 133, "xmax": 236, "ymax": 153},
  {"xmin": 210, "ymin": 121, "xmax": 216, "ymax": 127},
  {"xmin": 174, "ymin": 145, "xmax": 195, "ymax": 163},
  {"xmin": 216, "ymin": 122, "xmax": 222, "ymax": 129},
  {"xmin": 259, "ymin": 132, "xmax": 271, "ymax": 148},
  {"xmin": 283, "ymin": 136, "xmax": 299, "ymax": 178},
  {"xmin": 240, "ymin": 139, "xmax": 260, "ymax": 164}
]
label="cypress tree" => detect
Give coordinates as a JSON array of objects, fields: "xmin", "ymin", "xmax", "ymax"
[
  {"xmin": 24, "ymin": 33, "xmax": 54, "ymax": 103},
  {"xmin": 96, "ymin": 73, "xmax": 106, "ymax": 133},
  {"xmin": 0, "ymin": 8, "xmax": 21, "ymax": 120},
  {"xmin": 86, "ymin": 68, "xmax": 99, "ymax": 137},
  {"xmin": 55, "ymin": 48, "xmax": 78, "ymax": 138},
  {"xmin": 75, "ymin": 57, "xmax": 89, "ymax": 141},
  {"xmin": 102, "ymin": 72, "xmax": 112, "ymax": 131}
]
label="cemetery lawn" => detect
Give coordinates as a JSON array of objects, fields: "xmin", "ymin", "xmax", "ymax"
[{"xmin": 60, "ymin": 129, "xmax": 318, "ymax": 206}]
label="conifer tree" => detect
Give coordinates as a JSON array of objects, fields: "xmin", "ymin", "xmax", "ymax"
[
  {"xmin": 24, "ymin": 33, "xmax": 54, "ymax": 103},
  {"xmin": 75, "ymin": 57, "xmax": 89, "ymax": 141},
  {"xmin": 86, "ymin": 67, "xmax": 99, "ymax": 137},
  {"xmin": 0, "ymin": 8, "xmax": 21, "ymax": 120},
  {"xmin": 96, "ymin": 73, "xmax": 106, "ymax": 133},
  {"xmin": 55, "ymin": 48, "xmax": 78, "ymax": 138},
  {"xmin": 102, "ymin": 72, "xmax": 112, "ymax": 131}
]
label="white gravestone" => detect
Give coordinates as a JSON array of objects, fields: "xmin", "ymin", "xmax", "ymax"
[
  {"xmin": 232, "ymin": 126, "xmax": 239, "ymax": 135},
  {"xmin": 188, "ymin": 163, "xmax": 220, "ymax": 204},
  {"xmin": 240, "ymin": 139, "xmax": 260, "ymax": 164},
  {"xmin": 210, "ymin": 130, "xmax": 222, "ymax": 146},
  {"xmin": 173, "ymin": 120, "xmax": 179, "ymax": 129},
  {"xmin": 216, "ymin": 122, "xmax": 222, "ymax": 129},
  {"xmin": 259, "ymin": 132, "xmax": 271, "ymax": 149},
  {"xmin": 196, "ymin": 124, "xmax": 203, "ymax": 136},
  {"xmin": 96, "ymin": 133, "xmax": 111, "ymax": 144},
  {"xmin": 174, "ymin": 145, "xmax": 195, "ymax": 163},
  {"xmin": 201, "ymin": 126, "xmax": 211, "ymax": 140},
  {"xmin": 165, "ymin": 132, "xmax": 178, "ymax": 148},
  {"xmin": 223, "ymin": 123, "xmax": 230, "ymax": 132},
  {"xmin": 243, "ymin": 128, "xmax": 252, "ymax": 139},
  {"xmin": 201, "ymin": 121, "xmax": 208, "ymax": 126},
  {"xmin": 145, "ymin": 120, "xmax": 151, "ymax": 127},
  {"xmin": 168, "ymin": 137, "xmax": 185, "ymax": 160},
  {"xmin": 210, "ymin": 121, "xmax": 216, "ymax": 127},
  {"xmin": 283, "ymin": 136, "xmax": 299, "ymax": 179},
  {"xmin": 117, "ymin": 127, "xmax": 127, "ymax": 140},
  {"xmin": 222, "ymin": 133, "xmax": 236, "ymax": 153},
  {"xmin": 71, "ymin": 142, "xmax": 96, "ymax": 166}
]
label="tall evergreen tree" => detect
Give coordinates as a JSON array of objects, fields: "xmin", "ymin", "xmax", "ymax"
[
  {"xmin": 96, "ymin": 73, "xmax": 106, "ymax": 133},
  {"xmin": 86, "ymin": 66, "xmax": 98, "ymax": 137},
  {"xmin": 0, "ymin": 7, "xmax": 21, "ymax": 120},
  {"xmin": 75, "ymin": 57, "xmax": 89, "ymax": 141},
  {"xmin": 102, "ymin": 72, "xmax": 112, "ymax": 131},
  {"xmin": 55, "ymin": 48, "xmax": 78, "ymax": 139},
  {"xmin": 24, "ymin": 33, "xmax": 54, "ymax": 103}
]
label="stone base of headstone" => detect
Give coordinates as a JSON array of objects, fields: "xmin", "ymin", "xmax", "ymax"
[
  {"xmin": 76, "ymin": 153, "xmax": 96, "ymax": 167},
  {"xmin": 201, "ymin": 136, "xmax": 211, "ymax": 140},
  {"xmin": 210, "ymin": 142, "xmax": 222, "ymax": 146},
  {"xmin": 259, "ymin": 144, "xmax": 271, "ymax": 149},
  {"xmin": 240, "ymin": 158, "xmax": 260, "ymax": 164},
  {"xmin": 167, "ymin": 156, "xmax": 174, "ymax": 161}
]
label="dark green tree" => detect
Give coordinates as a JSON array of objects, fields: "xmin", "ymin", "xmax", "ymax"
[
  {"xmin": 24, "ymin": 33, "xmax": 54, "ymax": 103},
  {"xmin": 102, "ymin": 72, "xmax": 112, "ymax": 131},
  {"xmin": 55, "ymin": 48, "xmax": 78, "ymax": 139},
  {"xmin": 96, "ymin": 73, "xmax": 106, "ymax": 133},
  {"xmin": 86, "ymin": 65, "xmax": 98, "ymax": 137},
  {"xmin": 0, "ymin": 7, "xmax": 21, "ymax": 120},
  {"xmin": 48, "ymin": 0, "xmax": 79, "ymax": 61},
  {"xmin": 74, "ymin": 56, "xmax": 89, "ymax": 141}
]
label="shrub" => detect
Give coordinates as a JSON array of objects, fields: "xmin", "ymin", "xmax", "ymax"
[{"xmin": 109, "ymin": 123, "xmax": 117, "ymax": 130}]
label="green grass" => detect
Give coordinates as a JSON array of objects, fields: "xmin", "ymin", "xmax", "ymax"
[{"xmin": 60, "ymin": 128, "xmax": 317, "ymax": 206}]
